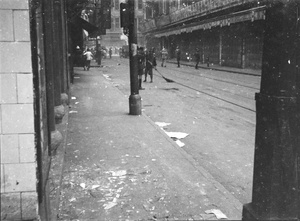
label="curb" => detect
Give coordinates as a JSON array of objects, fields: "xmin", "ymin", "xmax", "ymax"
[
  {"xmin": 141, "ymin": 112, "xmax": 243, "ymax": 217},
  {"xmin": 98, "ymin": 66, "xmax": 243, "ymax": 218},
  {"xmin": 50, "ymin": 109, "xmax": 69, "ymax": 221},
  {"xmin": 167, "ymin": 61, "xmax": 261, "ymax": 77}
]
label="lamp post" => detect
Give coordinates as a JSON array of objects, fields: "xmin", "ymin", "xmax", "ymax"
[
  {"xmin": 242, "ymin": 1, "xmax": 300, "ymax": 220},
  {"xmin": 127, "ymin": 0, "xmax": 141, "ymax": 115}
]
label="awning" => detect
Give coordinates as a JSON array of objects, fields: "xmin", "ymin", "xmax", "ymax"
[
  {"xmin": 154, "ymin": 6, "xmax": 266, "ymax": 38},
  {"xmin": 72, "ymin": 16, "xmax": 99, "ymax": 34}
]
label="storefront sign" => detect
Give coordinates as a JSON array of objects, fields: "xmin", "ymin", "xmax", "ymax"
[
  {"xmin": 156, "ymin": 14, "xmax": 171, "ymax": 28},
  {"xmin": 144, "ymin": 19, "xmax": 156, "ymax": 31},
  {"xmin": 168, "ymin": 0, "xmax": 255, "ymax": 24}
]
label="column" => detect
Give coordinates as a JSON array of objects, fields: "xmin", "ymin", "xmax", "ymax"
[{"xmin": 242, "ymin": 1, "xmax": 300, "ymax": 220}]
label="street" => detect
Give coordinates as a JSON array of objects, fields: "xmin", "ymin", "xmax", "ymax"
[
  {"xmin": 54, "ymin": 57, "xmax": 261, "ymax": 220},
  {"xmin": 104, "ymin": 57, "xmax": 261, "ymax": 205}
]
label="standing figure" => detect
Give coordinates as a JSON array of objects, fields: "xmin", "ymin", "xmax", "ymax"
[
  {"xmin": 109, "ymin": 47, "xmax": 112, "ymax": 59},
  {"xmin": 75, "ymin": 46, "xmax": 82, "ymax": 67},
  {"xmin": 83, "ymin": 48, "xmax": 93, "ymax": 71},
  {"xmin": 137, "ymin": 47, "xmax": 145, "ymax": 90},
  {"xmin": 175, "ymin": 46, "xmax": 181, "ymax": 67},
  {"xmin": 206, "ymin": 56, "xmax": 210, "ymax": 67},
  {"xmin": 144, "ymin": 48, "xmax": 157, "ymax": 83},
  {"xmin": 161, "ymin": 47, "xmax": 168, "ymax": 67},
  {"xmin": 194, "ymin": 48, "xmax": 200, "ymax": 69},
  {"xmin": 95, "ymin": 47, "xmax": 102, "ymax": 65}
]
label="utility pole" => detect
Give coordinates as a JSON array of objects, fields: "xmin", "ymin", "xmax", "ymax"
[
  {"xmin": 243, "ymin": 1, "xmax": 300, "ymax": 220},
  {"xmin": 121, "ymin": 0, "xmax": 141, "ymax": 115}
]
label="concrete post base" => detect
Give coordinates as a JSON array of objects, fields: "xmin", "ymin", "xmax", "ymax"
[
  {"xmin": 129, "ymin": 94, "xmax": 141, "ymax": 115},
  {"xmin": 54, "ymin": 104, "xmax": 65, "ymax": 124},
  {"xmin": 243, "ymin": 203, "xmax": 299, "ymax": 221},
  {"xmin": 242, "ymin": 93, "xmax": 299, "ymax": 221},
  {"xmin": 50, "ymin": 129, "xmax": 63, "ymax": 155},
  {"xmin": 61, "ymin": 93, "xmax": 69, "ymax": 106}
]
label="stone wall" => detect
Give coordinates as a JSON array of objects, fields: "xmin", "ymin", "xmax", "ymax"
[{"xmin": 0, "ymin": 0, "xmax": 38, "ymax": 220}]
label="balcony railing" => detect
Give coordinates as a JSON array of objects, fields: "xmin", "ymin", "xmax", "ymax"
[{"xmin": 143, "ymin": 0, "xmax": 261, "ymax": 32}]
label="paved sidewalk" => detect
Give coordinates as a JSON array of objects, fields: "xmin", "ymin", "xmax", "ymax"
[{"xmin": 51, "ymin": 63, "xmax": 244, "ymax": 220}]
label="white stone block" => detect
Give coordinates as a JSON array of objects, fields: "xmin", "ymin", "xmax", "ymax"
[
  {"xmin": 1, "ymin": 134, "xmax": 19, "ymax": 163},
  {"xmin": 2, "ymin": 104, "xmax": 34, "ymax": 134}
]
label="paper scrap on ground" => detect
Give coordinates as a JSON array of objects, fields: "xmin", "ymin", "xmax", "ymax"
[
  {"xmin": 80, "ymin": 183, "xmax": 86, "ymax": 189},
  {"xmin": 91, "ymin": 185, "xmax": 100, "ymax": 189},
  {"xmin": 165, "ymin": 131, "xmax": 189, "ymax": 139},
  {"xmin": 69, "ymin": 110, "xmax": 78, "ymax": 114},
  {"xmin": 103, "ymin": 74, "xmax": 111, "ymax": 80},
  {"xmin": 111, "ymin": 170, "xmax": 127, "ymax": 177},
  {"xmin": 155, "ymin": 122, "xmax": 171, "ymax": 128},
  {"xmin": 71, "ymin": 97, "xmax": 76, "ymax": 99},
  {"xmin": 205, "ymin": 209, "xmax": 228, "ymax": 219},
  {"xmin": 103, "ymin": 202, "xmax": 117, "ymax": 210},
  {"xmin": 69, "ymin": 197, "xmax": 76, "ymax": 202},
  {"xmin": 175, "ymin": 140, "xmax": 185, "ymax": 147}
]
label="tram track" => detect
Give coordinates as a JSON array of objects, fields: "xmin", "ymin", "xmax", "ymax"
[
  {"xmin": 117, "ymin": 58, "xmax": 257, "ymax": 112},
  {"xmin": 153, "ymin": 68, "xmax": 257, "ymax": 112},
  {"xmin": 168, "ymin": 67, "xmax": 260, "ymax": 90},
  {"xmin": 170, "ymin": 80, "xmax": 256, "ymax": 113}
]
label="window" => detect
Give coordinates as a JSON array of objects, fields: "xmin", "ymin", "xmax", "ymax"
[
  {"xmin": 138, "ymin": 0, "xmax": 143, "ymax": 10},
  {"xmin": 111, "ymin": 18, "xmax": 114, "ymax": 30},
  {"xmin": 115, "ymin": 0, "xmax": 119, "ymax": 10},
  {"xmin": 115, "ymin": 17, "xmax": 120, "ymax": 29},
  {"xmin": 163, "ymin": 0, "xmax": 167, "ymax": 14}
]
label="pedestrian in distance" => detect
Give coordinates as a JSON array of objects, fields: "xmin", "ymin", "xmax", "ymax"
[
  {"xmin": 175, "ymin": 46, "xmax": 181, "ymax": 67},
  {"xmin": 161, "ymin": 47, "xmax": 168, "ymax": 67},
  {"xmin": 144, "ymin": 48, "xmax": 157, "ymax": 83},
  {"xmin": 206, "ymin": 56, "xmax": 210, "ymax": 67},
  {"xmin": 194, "ymin": 48, "xmax": 200, "ymax": 69},
  {"xmin": 95, "ymin": 47, "xmax": 102, "ymax": 65},
  {"xmin": 83, "ymin": 48, "xmax": 93, "ymax": 71},
  {"xmin": 137, "ymin": 47, "xmax": 145, "ymax": 90},
  {"xmin": 109, "ymin": 47, "xmax": 112, "ymax": 59}
]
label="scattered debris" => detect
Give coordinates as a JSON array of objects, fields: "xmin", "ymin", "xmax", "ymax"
[
  {"xmin": 110, "ymin": 170, "xmax": 127, "ymax": 177},
  {"xmin": 165, "ymin": 131, "xmax": 189, "ymax": 139},
  {"xmin": 69, "ymin": 197, "xmax": 76, "ymax": 202},
  {"xmin": 69, "ymin": 110, "xmax": 78, "ymax": 114},
  {"xmin": 175, "ymin": 140, "xmax": 185, "ymax": 147},
  {"xmin": 103, "ymin": 74, "xmax": 111, "ymax": 80},
  {"xmin": 79, "ymin": 183, "xmax": 86, "ymax": 189},
  {"xmin": 205, "ymin": 209, "xmax": 228, "ymax": 219},
  {"xmin": 91, "ymin": 185, "xmax": 100, "ymax": 189},
  {"xmin": 103, "ymin": 202, "xmax": 117, "ymax": 210},
  {"xmin": 155, "ymin": 122, "xmax": 171, "ymax": 128},
  {"xmin": 71, "ymin": 97, "xmax": 76, "ymax": 99},
  {"xmin": 143, "ymin": 204, "xmax": 155, "ymax": 211}
]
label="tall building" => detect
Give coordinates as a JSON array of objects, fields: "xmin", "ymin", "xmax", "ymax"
[
  {"xmin": 100, "ymin": 0, "xmax": 146, "ymax": 53},
  {"xmin": 141, "ymin": 0, "xmax": 265, "ymax": 69}
]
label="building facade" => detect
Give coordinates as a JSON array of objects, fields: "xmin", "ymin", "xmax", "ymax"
[
  {"xmin": 0, "ymin": 1, "xmax": 38, "ymax": 219},
  {"xmin": 1, "ymin": 0, "xmax": 71, "ymax": 219},
  {"xmin": 142, "ymin": 0, "xmax": 266, "ymax": 70},
  {"xmin": 100, "ymin": 0, "xmax": 145, "ymax": 52}
]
